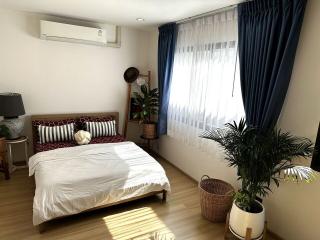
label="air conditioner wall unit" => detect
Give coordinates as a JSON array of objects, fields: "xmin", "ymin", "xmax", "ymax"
[{"xmin": 40, "ymin": 20, "xmax": 107, "ymax": 46}]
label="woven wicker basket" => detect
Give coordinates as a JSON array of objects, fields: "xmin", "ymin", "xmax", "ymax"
[
  {"xmin": 199, "ymin": 175, "xmax": 234, "ymax": 222},
  {"xmin": 142, "ymin": 123, "xmax": 156, "ymax": 139}
]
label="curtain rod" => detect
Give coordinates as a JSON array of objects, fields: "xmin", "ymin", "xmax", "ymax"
[
  {"xmin": 176, "ymin": 4, "xmax": 237, "ymax": 24},
  {"xmin": 176, "ymin": 1, "xmax": 250, "ymax": 24}
]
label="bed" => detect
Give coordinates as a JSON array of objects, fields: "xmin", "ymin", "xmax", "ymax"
[{"xmin": 29, "ymin": 112, "xmax": 170, "ymax": 229}]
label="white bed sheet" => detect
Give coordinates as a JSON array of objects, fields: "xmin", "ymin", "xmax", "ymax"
[{"xmin": 29, "ymin": 141, "xmax": 170, "ymax": 225}]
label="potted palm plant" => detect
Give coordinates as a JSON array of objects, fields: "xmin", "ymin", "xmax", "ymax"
[
  {"xmin": 201, "ymin": 119, "xmax": 316, "ymax": 239},
  {"xmin": 133, "ymin": 84, "xmax": 159, "ymax": 139}
]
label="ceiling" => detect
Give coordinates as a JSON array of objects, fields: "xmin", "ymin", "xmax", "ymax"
[{"xmin": 0, "ymin": 0, "xmax": 242, "ymax": 28}]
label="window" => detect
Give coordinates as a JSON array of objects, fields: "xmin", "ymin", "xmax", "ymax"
[{"xmin": 167, "ymin": 9, "xmax": 244, "ymax": 151}]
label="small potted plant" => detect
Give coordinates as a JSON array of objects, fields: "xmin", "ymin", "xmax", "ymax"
[
  {"xmin": 0, "ymin": 125, "xmax": 10, "ymax": 152},
  {"xmin": 201, "ymin": 119, "xmax": 316, "ymax": 239},
  {"xmin": 133, "ymin": 84, "xmax": 159, "ymax": 139}
]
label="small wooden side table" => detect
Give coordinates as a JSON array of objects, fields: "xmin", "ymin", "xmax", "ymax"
[
  {"xmin": 5, "ymin": 136, "xmax": 29, "ymax": 173},
  {"xmin": 140, "ymin": 135, "xmax": 159, "ymax": 152}
]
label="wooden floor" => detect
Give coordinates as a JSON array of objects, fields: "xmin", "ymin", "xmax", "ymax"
[{"xmin": 0, "ymin": 157, "xmax": 276, "ymax": 240}]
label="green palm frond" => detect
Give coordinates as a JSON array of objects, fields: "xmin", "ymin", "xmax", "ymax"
[
  {"xmin": 200, "ymin": 118, "xmax": 315, "ymax": 211},
  {"xmin": 283, "ymin": 166, "xmax": 317, "ymax": 183},
  {"xmin": 0, "ymin": 125, "xmax": 10, "ymax": 139}
]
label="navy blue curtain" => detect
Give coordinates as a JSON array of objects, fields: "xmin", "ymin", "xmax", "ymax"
[
  {"xmin": 238, "ymin": 0, "xmax": 307, "ymax": 130},
  {"xmin": 311, "ymin": 122, "xmax": 320, "ymax": 172},
  {"xmin": 158, "ymin": 23, "xmax": 177, "ymax": 135}
]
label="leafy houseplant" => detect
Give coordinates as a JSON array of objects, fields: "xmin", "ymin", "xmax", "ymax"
[
  {"xmin": 133, "ymin": 84, "xmax": 159, "ymax": 139},
  {"xmin": 201, "ymin": 119, "xmax": 316, "ymax": 238},
  {"xmin": 0, "ymin": 125, "xmax": 10, "ymax": 139},
  {"xmin": 0, "ymin": 125, "xmax": 10, "ymax": 161}
]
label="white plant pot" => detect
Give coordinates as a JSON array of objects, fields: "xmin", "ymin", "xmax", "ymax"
[{"xmin": 229, "ymin": 201, "xmax": 265, "ymax": 240}]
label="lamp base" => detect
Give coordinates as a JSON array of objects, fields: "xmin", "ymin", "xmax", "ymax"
[{"xmin": 1, "ymin": 117, "xmax": 25, "ymax": 139}]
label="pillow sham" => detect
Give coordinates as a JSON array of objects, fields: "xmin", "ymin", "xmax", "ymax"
[
  {"xmin": 79, "ymin": 116, "xmax": 113, "ymax": 123},
  {"xmin": 38, "ymin": 123, "xmax": 75, "ymax": 144},
  {"xmin": 85, "ymin": 120, "xmax": 117, "ymax": 138},
  {"xmin": 78, "ymin": 116, "xmax": 113, "ymax": 131},
  {"xmin": 32, "ymin": 119, "xmax": 77, "ymax": 143},
  {"xmin": 32, "ymin": 119, "xmax": 76, "ymax": 127}
]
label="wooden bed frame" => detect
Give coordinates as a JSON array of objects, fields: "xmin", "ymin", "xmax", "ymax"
[{"xmin": 30, "ymin": 112, "xmax": 167, "ymax": 233}]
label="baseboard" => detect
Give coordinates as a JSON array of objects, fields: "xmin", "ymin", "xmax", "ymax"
[
  {"xmin": 267, "ymin": 230, "xmax": 285, "ymax": 240},
  {"xmin": 150, "ymin": 149, "xmax": 198, "ymax": 184}
]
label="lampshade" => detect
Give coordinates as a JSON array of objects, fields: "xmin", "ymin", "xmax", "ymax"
[
  {"xmin": 0, "ymin": 93, "xmax": 25, "ymax": 117},
  {"xmin": 311, "ymin": 122, "xmax": 320, "ymax": 172}
]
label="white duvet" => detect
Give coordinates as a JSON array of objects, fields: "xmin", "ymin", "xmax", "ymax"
[{"xmin": 29, "ymin": 141, "xmax": 170, "ymax": 225}]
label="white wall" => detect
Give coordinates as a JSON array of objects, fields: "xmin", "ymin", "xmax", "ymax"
[
  {"xmin": 264, "ymin": 1, "xmax": 320, "ymax": 239},
  {"xmin": 0, "ymin": 9, "xmax": 151, "ymax": 153},
  {"xmin": 126, "ymin": 28, "xmax": 159, "ymax": 143},
  {"xmin": 156, "ymin": 1, "xmax": 320, "ymax": 239}
]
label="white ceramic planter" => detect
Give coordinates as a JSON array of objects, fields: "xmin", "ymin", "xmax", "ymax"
[{"xmin": 229, "ymin": 201, "xmax": 265, "ymax": 240}]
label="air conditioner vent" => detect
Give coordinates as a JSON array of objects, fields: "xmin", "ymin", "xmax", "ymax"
[{"xmin": 40, "ymin": 20, "xmax": 107, "ymax": 46}]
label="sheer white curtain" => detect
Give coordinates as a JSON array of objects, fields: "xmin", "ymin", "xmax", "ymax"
[{"xmin": 167, "ymin": 9, "xmax": 244, "ymax": 152}]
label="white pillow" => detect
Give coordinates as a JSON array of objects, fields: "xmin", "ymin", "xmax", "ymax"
[
  {"xmin": 38, "ymin": 123, "xmax": 75, "ymax": 144},
  {"xmin": 74, "ymin": 130, "xmax": 91, "ymax": 145},
  {"xmin": 85, "ymin": 120, "xmax": 117, "ymax": 138}
]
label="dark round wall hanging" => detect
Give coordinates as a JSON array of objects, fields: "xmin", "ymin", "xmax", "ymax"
[{"xmin": 123, "ymin": 67, "xmax": 139, "ymax": 83}]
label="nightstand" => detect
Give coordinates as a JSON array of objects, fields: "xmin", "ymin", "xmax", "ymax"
[
  {"xmin": 5, "ymin": 136, "xmax": 29, "ymax": 173},
  {"xmin": 0, "ymin": 138, "xmax": 9, "ymax": 180},
  {"xmin": 140, "ymin": 135, "xmax": 159, "ymax": 153}
]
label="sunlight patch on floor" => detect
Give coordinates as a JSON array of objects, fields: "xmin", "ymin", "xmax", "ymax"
[{"xmin": 102, "ymin": 207, "xmax": 175, "ymax": 240}]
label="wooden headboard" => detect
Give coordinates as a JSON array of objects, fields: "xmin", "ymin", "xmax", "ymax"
[{"xmin": 31, "ymin": 112, "xmax": 120, "ymax": 143}]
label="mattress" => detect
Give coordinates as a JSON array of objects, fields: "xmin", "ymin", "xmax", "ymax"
[{"xmin": 29, "ymin": 141, "xmax": 170, "ymax": 225}]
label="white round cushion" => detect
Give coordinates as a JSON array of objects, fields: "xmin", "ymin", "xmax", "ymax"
[{"xmin": 74, "ymin": 130, "xmax": 91, "ymax": 145}]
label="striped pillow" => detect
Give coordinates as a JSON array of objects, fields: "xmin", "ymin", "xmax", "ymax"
[
  {"xmin": 85, "ymin": 120, "xmax": 117, "ymax": 138},
  {"xmin": 38, "ymin": 123, "xmax": 75, "ymax": 144}
]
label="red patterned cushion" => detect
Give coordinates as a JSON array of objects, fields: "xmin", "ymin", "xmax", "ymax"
[
  {"xmin": 79, "ymin": 116, "xmax": 113, "ymax": 123},
  {"xmin": 90, "ymin": 135, "xmax": 126, "ymax": 144},
  {"xmin": 32, "ymin": 119, "xmax": 76, "ymax": 127},
  {"xmin": 35, "ymin": 141, "xmax": 77, "ymax": 153}
]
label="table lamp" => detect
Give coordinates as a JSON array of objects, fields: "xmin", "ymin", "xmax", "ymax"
[{"xmin": 0, "ymin": 93, "xmax": 25, "ymax": 139}]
